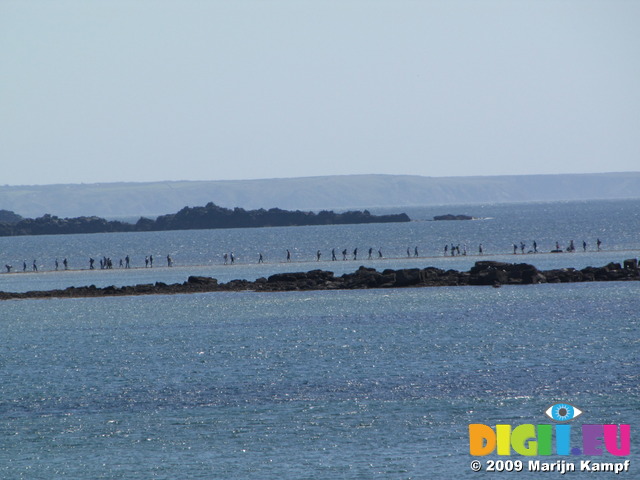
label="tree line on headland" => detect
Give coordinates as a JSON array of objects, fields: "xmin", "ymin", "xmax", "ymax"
[{"xmin": 0, "ymin": 203, "xmax": 410, "ymax": 237}]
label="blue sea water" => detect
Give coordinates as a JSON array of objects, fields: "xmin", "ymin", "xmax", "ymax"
[{"xmin": 0, "ymin": 199, "xmax": 639, "ymax": 479}]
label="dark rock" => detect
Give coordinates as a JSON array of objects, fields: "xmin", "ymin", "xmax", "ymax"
[
  {"xmin": 134, "ymin": 284, "xmax": 156, "ymax": 293},
  {"xmin": 342, "ymin": 266, "xmax": 384, "ymax": 289},
  {"xmin": 3, "ymin": 260, "xmax": 639, "ymax": 302},
  {"xmin": 187, "ymin": 276, "xmax": 218, "ymax": 285},
  {"xmin": 267, "ymin": 272, "xmax": 308, "ymax": 283},
  {"xmin": 394, "ymin": 268, "xmax": 422, "ymax": 287},
  {"xmin": 433, "ymin": 214, "xmax": 473, "ymax": 221}
]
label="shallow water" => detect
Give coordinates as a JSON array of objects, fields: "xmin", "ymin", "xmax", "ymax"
[{"xmin": 1, "ymin": 199, "xmax": 639, "ymax": 293}]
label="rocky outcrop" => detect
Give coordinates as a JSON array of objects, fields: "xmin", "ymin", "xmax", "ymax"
[
  {"xmin": 1, "ymin": 259, "xmax": 638, "ymax": 301},
  {"xmin": 433, "ymin": 214, "xmax": 473, "ymax": 221}
]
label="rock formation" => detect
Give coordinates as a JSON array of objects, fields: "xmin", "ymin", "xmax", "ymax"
[{"xmin": 1, "ymin": 259, "xmax": 638, "ymax": 301}]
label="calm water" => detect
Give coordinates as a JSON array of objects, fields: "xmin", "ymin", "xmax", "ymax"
[{"xmin": 1, "ymin": 200, "xmax": 639, "ymax": 479}]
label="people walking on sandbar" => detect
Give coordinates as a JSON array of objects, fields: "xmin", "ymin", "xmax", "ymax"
[
  {"xmin": 316, "ymin": 250, "xmax": 321, "ymax": 261},
  {"xmin": 414, "ymin": 246, "xmax": 419, "ymax": 257},
  {"xmin": 287, "ymin": 250, "xmax": 291, "ymax": 262},
  {"xmin": 167, "ymin": 255, "xmax": 173, "ymax": 267},
  {"xmin": 597, "ymin": 238, "xmax": 602, "ymax": 251},
  {"xmin": 378, "ymin": 248, "xmax": 383, "ymax": 258},
  {"xmin": 332, "ymin": 249, "xmax": 337, "ymax": 261},
  {"xmin": 533, "ymin": 241, "xmax": 538, "ymax": 253},
  {"xmin": 583, "ymin": 240, "xmax": 587, "ymax": 252},
  {"xmin": 55, "ymin": 259, "xmax": 59, "ymax": 271},
  {"xmin": 32, "ymin": 260, "xmax": 37, "ymax": 272},
  {"xmin": 258, "ymin": 253, "xmax": 264, "ymax": 263},
  {"xmin": 5, "ymin": 265, "xmax": 11, "ymax": 273},
  {"xmin": 369, "ymin": 247, "xmax": 373, "ymax": 259},
  {"xmin": 479, "ymin": 244, "xmax": 483, "ymax": 255},
  {"xmin": 342, "ymin": 249, "xmax": 347, "ymax": 261},
  {"xmin": 125, "ymin": 255, "xmax": 130, "ymax": 268},
  {"xmin": 407, "ymin": 247, "xmax": 411, "ymax": 258},
  {"xmin": 353, "ymin": 248, "xmax": 358, "ymax": 260},
  {"xmin": 230, "ymin": 252, "xmax": 235, "ymax": 264},
  {"xmin": 63, "ymin": 258, "xmax": 68, "ymax": 270},
  {"xmin": 89, "ymin": 258, "xmax": 95, "ymax": 270},
  {"xmin": 223, "ymin": 253, "xmax": 228, "ymax": 264}
]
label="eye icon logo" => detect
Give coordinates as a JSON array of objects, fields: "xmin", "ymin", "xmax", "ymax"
[{"xmin": 545, "ymin": 403, "xmax": 582, "ymax": 422}]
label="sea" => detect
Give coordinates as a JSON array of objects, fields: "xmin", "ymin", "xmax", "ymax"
[{"xmin": 0, "ymin": 199, "xmax": 638, "ymax": 479}]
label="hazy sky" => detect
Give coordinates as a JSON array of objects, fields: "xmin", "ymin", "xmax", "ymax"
[{"xmin": 2, "ymin": 0, "xmax": 639, "ymax": 186}]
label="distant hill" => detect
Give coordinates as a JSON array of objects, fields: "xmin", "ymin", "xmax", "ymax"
[{"xmin": 1, "ymin": 173, "xmax": 639, "ymax": 218}]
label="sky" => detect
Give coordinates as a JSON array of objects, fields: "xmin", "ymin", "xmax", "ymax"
[{"xmin": 1, "ymin": 0, "xmax": 639, "ymax": 186}]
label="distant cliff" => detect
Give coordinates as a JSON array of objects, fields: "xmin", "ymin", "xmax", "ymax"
[
  {"xmin": 0, "ymin": 203, "xmax": 410, "ymax": 237},
  {"xmin": 1, "ymin": 173, "xmax": 639, "ymax": 218}
]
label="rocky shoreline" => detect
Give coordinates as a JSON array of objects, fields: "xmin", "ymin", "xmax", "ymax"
[{"xmin": 1, "ymin": 259, "xmax": 639, "ymax": 301}]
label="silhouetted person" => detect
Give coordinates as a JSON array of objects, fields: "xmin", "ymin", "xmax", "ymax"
[
  {"xmin": 597, "ymin": 238, "xmax": 602, "ymax": 251},
  {"xmin": 287, "ymin": 250, "xmax": 291, "ymax": 262},
  {"xmin": 444, "ymin": 245, "xmax": 448, "ymax": 256},
  {"xmin": 533, "ymin": 241, "xmax": 538, "ymax": 253},
  {"xmin": 55, "ymin": 259, "xmax": 59, "ymax": 271},
  {"xmin": 32, "ymin": 260, "xmax": 37, "ymax": 272},
  {"xmin": 125, "ymin": 255, "xmax": 130, "ymax": 268},
  {"xmin": 378, "ymin": 249, "xmax": 383, "ymax": 258},
  {"xmin": 414, "ymin": 246, "xmax": 419, "ymax": 257},
  {"xmin": 89, "ymin": 258, "xmax": 95, "ymax": 270},
  {"xmin": 407, "ymin": 247, "xmax": 411, "ymax": 258},
  {"xmin": 5, "ymin": 265, "xmax": 12, "ymax": 273},
  {"xmin": 145, "ymin": 256, "xmax": 149, "ymax": 268},
  {"xmin": 149, "ymin": 255, "xmax": 153, "ymax": 267},
  {"xmin": 331, "ymin": 249, "xmax": 337, "ymax": 261},
  {"xmin": 230, "ymin": 252, "xmax": 235, "ymax": 264},
  {"xmin": 63, "ymin": 258, "xmax": 68, "ymax": 270},
  {"xmin": 23, "ymin": 261, "xmax": 26, "ymax": 272},
  {"xmin": 167, "ymin": 255, "xmax": 173, "ymax": 267},
  {"xmin": 369, "ymin": 248, "xmax": 373, "ymax": 259},
  {"xmin": 583, "ymin": 241, "xmax": 587, "ymax": 252},
  {"xmin": 223, "ymin": 253, "xmax": 228, "ymax": 264},
  {"xmin": 353, "ymin": 248, "xmax": 358, "ymax": 260},
  {"xmin": 258, "ymin": 253, "xmax": 264, "ymax": 263},
  {"xmin": 342, "ymin": 249, "xmax": 347, "ymax": 261},
  {"xmin": 479, "ymin": 244, "xmax": 483, "ymax": 255}
]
